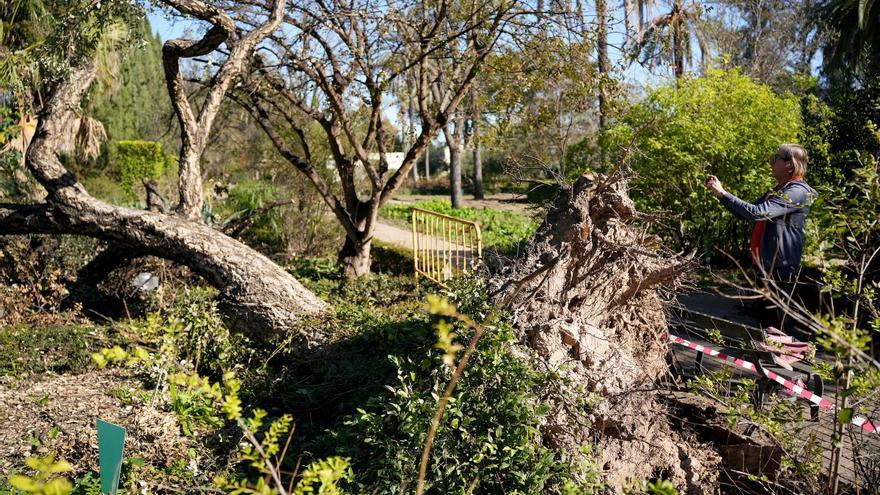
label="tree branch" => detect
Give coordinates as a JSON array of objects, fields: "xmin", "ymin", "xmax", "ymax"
[{"xmin": 160, "ymin": 0, "xmax": 286, "ymax": 219}]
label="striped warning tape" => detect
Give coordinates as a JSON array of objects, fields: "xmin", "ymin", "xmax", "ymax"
[{"xmin": 668, "ymin": 333, "xmax": 877, "ymax": 434}]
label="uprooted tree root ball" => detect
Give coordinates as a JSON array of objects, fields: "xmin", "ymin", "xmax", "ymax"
[{"xmin": 491, "ymin": 172, "xmax": 721, "ymax": 493}]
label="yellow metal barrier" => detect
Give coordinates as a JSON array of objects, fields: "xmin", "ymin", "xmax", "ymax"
[{"xmin": 411, "ymin": 207, "xmax": 482, "ymax": 286}]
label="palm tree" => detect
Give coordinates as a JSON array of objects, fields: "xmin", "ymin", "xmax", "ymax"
[
  {"xmin": 819, "ymin": 0, "xmax": 880, "ymax": 74},
  {"xmin": 596, "ymin": 0, "xmax": 655, "ymax": 127},
  {"xmin": 633, "ymin": 0, "xmax": 708, "ymax": 79}
]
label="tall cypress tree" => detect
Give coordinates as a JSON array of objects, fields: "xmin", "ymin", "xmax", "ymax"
[{"xmin": 89, "ymin": 17, "xmax": 170, "ymax": 143}]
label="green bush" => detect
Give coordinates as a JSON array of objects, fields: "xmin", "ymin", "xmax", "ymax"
[
  {"xmin": 381, "ymin": 199, "xmax": 538, "ymax": 253},
  {"xmin": 318, "ymin": 276, "xmax": 590, "ymax": 494},
  {"xmin": 223, "ymin": 179, "xmax": 287, "ymax": 253},
  {"xmin": 600, "ymin": 68, "xmax": 802, "ymax": 263},
  {"xmin": 116, "ymin": 140, "xmax": 167, "ymax": 201},
  {"xmin": 216, "ymin": 179, "xmax": 343, "ymax": 258}
]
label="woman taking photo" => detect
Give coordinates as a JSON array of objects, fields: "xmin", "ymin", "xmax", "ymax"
[
  {"xmin": 705, "ymin": 144, "xmax": 817, "ymax": 280},
  {"xmin": 705, "ymin": 144, "xmax": 818, "ymax": 334}
]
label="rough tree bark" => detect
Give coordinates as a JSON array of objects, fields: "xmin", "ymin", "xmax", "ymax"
[
  {"xmin": 472, "ymin": 139, "xmax": 483, "ymax": 200},
  {"xmin": 596, "ymin": 0, "xmax": 609, "ymax": 130},
  {"xmin": 469, "ymin": 88, "xmax": 484, "ymax": 200},
  {"xmin": 444, "ymin": 110, "xmax": 465, "ymax": 209},
  {"xmin": 162, "ymin": 0, "xmax": 284, "ymax": 220},
  {"xmin": 0, "ymin": 3, "xmax": 327, "ymax": 339},
  {"xmin": 490, "ymin": 173, "xmax": 720, "ymax": 492}
]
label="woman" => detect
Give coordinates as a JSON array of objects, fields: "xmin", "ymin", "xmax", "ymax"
[
  {"xmin": 705, "ymin": 144, "xmax": 818, "ymax": 336},
  {"xmin": 705, "ymin": 144, "xmax": 817, "ymax": 281}
]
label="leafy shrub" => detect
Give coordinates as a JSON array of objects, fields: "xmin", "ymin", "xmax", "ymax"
[
  {"xmin": 407, "ymin": 177, "xmax": 454, "ymax": 195},
  {"xmin": 81, "ymin": 173, "xmax": 135, "ymax": 206},
  {"xmin": 381, "ymin": 199, "xmax": 538, "ymax": 253},
  {"xmin": 6, "ymin": 454, "xmax": 74, "ymax": 495},
  {"xmin": 370, "ymin": 241, "xmax": 414, "ymax": 276},
  {"xmin": 315, "ymin": 276, "xmax": 589, "ymax": 494},
  {"xmin": 116, "ymin": 140, "xmax": 167, "ymax": 201},
  {"xmin": 216, "ymin": 179, "xmax": 343, "ymax": 258},
  {"xmin": 599, "ymin": 68, "xmax": 802, "ymax": 262}
]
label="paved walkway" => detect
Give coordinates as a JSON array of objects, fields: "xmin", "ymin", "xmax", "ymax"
[
  {"xmin": 388, "ymin": 193, "xmax": 531, "ymax": 213},
  {"xmin": 373, "ymin": 221, "xmax": 413, "ymax": 249}
]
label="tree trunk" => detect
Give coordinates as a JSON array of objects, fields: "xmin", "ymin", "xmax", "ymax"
[
  {"xmin": 673, "ymin": 1, "xmax": 685, "ymax": 80},
  {"xmin": 337, "ymin": 233, "xmax": 373, "ymax": 279},
  {"xmin": 449, "ymin": 144, "xmax": 462, "ymax": 208},
  {"xmin": 446, "ymin": 111, "xmax": 464, "ymax": 209},
  {"xmin": 623, "ymin": 0, "xmax": 637, "ymax": 48},
  {"xmin": 2, "ymin": 199, "xmax": 327, "ymax": 338},
  {"xmin": 469, "ymin": 87, "xmax": 484, "ymax": 200},
  {"xmin": 472, "ymin": 140, "xmax": 484, "ymax": 200},
  {"xmin": 424, "ymin": 145, "xmax": 431, "ymax": 180},
  {"xmin": 408, "ymin": 78, "xmax": 419, "ymax": 185},
  {"xmin": 490, "ymin": 173, "xmax": 719, "ymax": 492},
  {"xmin": 596, "ymin": 0, "xmax": 609, "ymax": 130}
]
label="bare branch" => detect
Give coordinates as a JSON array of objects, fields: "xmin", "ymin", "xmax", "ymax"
[{"xmin": 160, "ymin": 0, "xmax": 286, "ymax": 219}]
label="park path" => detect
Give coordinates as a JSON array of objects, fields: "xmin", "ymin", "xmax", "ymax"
[
  {"xmin": 374, "ymin": 192, "xmax": 531, "ymax": 249},
  {"xmin": 373, "ymin": 221, "xmax": 413, "ymax": 249}
]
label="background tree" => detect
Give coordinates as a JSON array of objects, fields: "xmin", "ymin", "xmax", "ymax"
[
  {"xmin": 467, "ymin": 79, "xmax": 484, "ymax": 199},
  {"xmin": 704, "ymin": 0, "xmax": 824, "ymax": 88},
  {"xmin": 481, "ymin": 32, "xmax": 598, "ymax": 180},
  {"xmin": 819, "ymin": 0, "xmax": 880, "ymax": 76},
  {"xmin": 633, "ymin": 0, "xmax": 708, "ymax": 79},
  {"xmin": 596, "ymin": 0, "xmax": 609, "ymax": 129},
  {"xmin": 88, "ymin": 16, "xmax": 171, "ymax": 145},
  {"xmin": 236, "ymin": 0, "xmax": 523, "ymax": 277},
  {"xmin": 431, "ymin": 42, "xmax": 472, "ymax": 209}
]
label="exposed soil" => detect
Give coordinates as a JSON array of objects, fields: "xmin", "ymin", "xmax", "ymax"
[{"xmin": 0, "ymin": 368, "xmax": 193, "ymax": 477}]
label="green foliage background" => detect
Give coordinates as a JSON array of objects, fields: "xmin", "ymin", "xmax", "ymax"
[
  {"xmin": 601, "ymin": 69, "xmax": 802, "ymax": 262},
  {"xmin": 87, "ymin": 16, "xmax": 171, "ymax": 145},
  {"xmin": 115, "ymin": 140, "xmax": 167, "ymax": 200}
]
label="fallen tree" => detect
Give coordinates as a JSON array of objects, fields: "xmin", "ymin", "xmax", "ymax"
[
  {"xmin": 0, "ymin": 0, "xmax": 326, "ymax": 337},
  {"xmin": 490, "ymin": 173, "xmax": 721, "ymax": 492}
]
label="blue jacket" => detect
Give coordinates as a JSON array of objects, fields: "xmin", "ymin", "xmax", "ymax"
[{"xmin": 719, "ymin": 180, "xmax": 818, "ymax": 276}]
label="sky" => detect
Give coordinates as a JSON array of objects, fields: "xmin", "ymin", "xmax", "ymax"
[{"xmin": 147, "ymin": 9, "xmax": 188, "ymax": 43}]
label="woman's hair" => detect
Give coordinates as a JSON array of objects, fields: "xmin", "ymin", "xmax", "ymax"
[{"xmin": 775, "ymin": 144, "xmax": 809, "ymax": 177}]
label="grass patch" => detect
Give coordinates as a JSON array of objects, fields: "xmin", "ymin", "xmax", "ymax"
[{"xmin": 0, "ymin": 324, "xmax": 106, "ymax": 376}]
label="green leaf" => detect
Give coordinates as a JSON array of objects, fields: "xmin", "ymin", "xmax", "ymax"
[
  {"xmin": 839, "ymin": 407, "xmax": 854, "ymax": 425},
  {"xmin": 840, "ymin": 386, "xmax": 859, "ymax": 398},
  {"xmin": 8, "ymin": 474, "xmax": 42, "ymax": 491}
]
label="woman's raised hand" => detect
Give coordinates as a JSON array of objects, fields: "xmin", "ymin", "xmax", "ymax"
[{"xmin": 705, "ymin": 175, "xmax": 726, "ymax": 198}]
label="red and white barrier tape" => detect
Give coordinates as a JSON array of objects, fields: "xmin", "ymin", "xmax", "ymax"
[{"xmin": 668, "ymin": 333, "xmax": 877, "ymax": 434}]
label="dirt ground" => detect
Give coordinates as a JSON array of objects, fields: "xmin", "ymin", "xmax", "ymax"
[{"xmin": 0, "ymin": 368, "xmax": 195, "ymax": 478}]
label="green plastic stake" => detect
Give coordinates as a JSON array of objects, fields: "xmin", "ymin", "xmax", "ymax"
[{"xmin": 97, "ymin": 419, "xmax": 126, "ymax": 495}]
